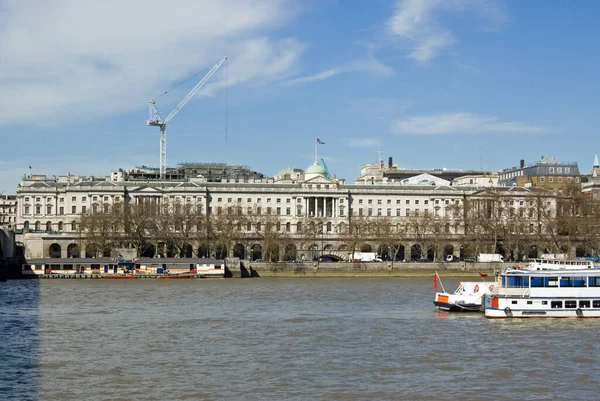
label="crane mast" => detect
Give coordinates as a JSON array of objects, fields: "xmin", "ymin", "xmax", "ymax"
[{"xmin": 147, "ymin": 56, "xmax": 228, "ymax": 178}]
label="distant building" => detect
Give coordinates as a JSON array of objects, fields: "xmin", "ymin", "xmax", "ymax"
[
  {"xmin": 498, "ymin": 157, "xmax": 581, "ymax": 193},
  {"xmin": 0, "ymin": 194, "xmax": 17, "ymax": 228},
  {"xmin": 582, "ymin": 154, "xmax": 600, "ymax": 198},
  {"xmin": 355, "ymin": 156, "xmax": 483, "ymax": 184}
]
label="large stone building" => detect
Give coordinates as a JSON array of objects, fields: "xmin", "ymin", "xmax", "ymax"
[{"xmin": 14, "ymin": 160, "xmax": 568, "ymax": 263}]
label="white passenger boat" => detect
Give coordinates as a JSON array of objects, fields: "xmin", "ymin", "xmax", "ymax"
[
  {"xmin": 484, "ymin": 258, "xmax": 600, "ymax": 318},
  {"xmin": 433, "ymin": 272, "xmax": 495, "ymax": 312}
]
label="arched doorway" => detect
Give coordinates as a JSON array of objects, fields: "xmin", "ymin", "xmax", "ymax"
[
  {"xmin": 198, "ymin": 243, "xmax": 210, "ymax": 258},
  {"xmin": 140, "ymin": 242, "xmax": 155, "ymax": 258},
  {"xmin": 410, "ymin": 244, "xmax": 422, "ymax": 261},
  {"xmin": 265, "ymin": 244, "xmax": 279, "ymax": 262},
  {"xmin": 249, "ymin": 244, "xmax": 262, "ymax": 261},
  {"xmin": 443, "ymin": 244, "xmax": 454, "ymax": 261},
  {"xmin": 49, "ymin": 243, "xmax": 61, "ymax": 258},
  {"xmin": 233, "ymin": 243, "xmax": 245, "ymax": 259},
  {"xmin": 215, "ymin": 244, "xmax": 228, "ymax": 260},
  {"xmin": 67, "ymin": 243, "xmax": 80, "ymax": 258},
  {"xmin": 85, "ymin": 243, "xmax": 99, "ymax": 258},
  {"xmin": 284, "ymin": 244, "xmax": 297, "ymax": 261}
]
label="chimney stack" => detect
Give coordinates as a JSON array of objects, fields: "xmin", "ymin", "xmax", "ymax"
[
  {"xmin": 388, "ymin": 157, "xmax": 393, "ymax": 168},
  {"xmin": 520, "ymin": 159, "xmax": 525, "ymax": 169}
]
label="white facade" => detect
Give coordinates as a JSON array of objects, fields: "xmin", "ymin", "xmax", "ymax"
[{"xmin": 14, "ymin": 166, "xmax": 557, "ymax": 261}]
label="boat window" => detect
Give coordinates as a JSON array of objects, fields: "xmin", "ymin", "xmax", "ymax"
[
  {"xmin": 593, "ymin": 300, "xmax": 600, "ymax": 308},
  {"xmin": 579, "ymin": 300, "xmax": 591, "ymax": 308},
  {"xmin": 511, "ymin": 300, "xmax": 518, "ymax": 304},
  {"xmin": 542, "ymin": 301, "xmax": 548, "ymax": 305},
  {"xmin": 564, "ymin": 300, "xmax": 577, "ymax": 309},
  {"xmin": 544, "ymin": 277, "xmax": 559, "ymax": 287},
  {"xmin": 531, "ymin": 277, "xmax": 544, "ymax": 287},
  {"xmin": 560, "ymin": 277, "xmax": 587, "ymax": 287},
  {"xmin": 551, "ymin": 301, "xmax": 563, "ymax": 309},
  {"xmin": 505, "ymin": 276, "xmax": 529, "ymax": 288},
  {"xmin": 588, "ymin": 277, "xmax": 600, "ymax": 287},
  {"xmin": 527, "ymin": 301, "xmax": 533, "ymax": 304}
]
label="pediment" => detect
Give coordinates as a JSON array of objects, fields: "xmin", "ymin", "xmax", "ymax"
[{"xmin": 129, "ymin": 186, "xmax": 164, "ymax": 193}]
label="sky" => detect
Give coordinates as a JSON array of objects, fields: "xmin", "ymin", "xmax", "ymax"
[{"xmin": 1, "ymin": 0, "xmax": 599, "ymax": 193}]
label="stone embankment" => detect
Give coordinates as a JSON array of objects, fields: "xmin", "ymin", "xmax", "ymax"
[{"xmin": 234, "ymin": 261, "xmax": 502, "ymax": 278}]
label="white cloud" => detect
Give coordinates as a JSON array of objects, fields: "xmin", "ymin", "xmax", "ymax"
[
  {"xmin": 387, "ymin": 0, "xmax": 506, "ymax": 63},
  {"xmin": 283, "ymin": 53, "xmax": 393, "ymax": 86},
  {"xmin": 284, "ymin": 69, "xmax": 341, "ymax": 86},
  {"xmin": 391, "ymin": 112, "xmax": 545, "ymax": 135},
  {"xmin": 0, "ymin": 0, "xmax": 303, "ymax": 126},
  {"xmin": 348, "ymin": 139, "xmax": 381, "ymax": 148}
]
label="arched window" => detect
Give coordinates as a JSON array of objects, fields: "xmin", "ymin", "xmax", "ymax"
[
  {"xmin": 296, "ymin": 222, "xmax": 302, "ymax": 233},
  {"xmin": 46, "ymin": 221, "xmax": 52, "ymax": 232},
  {"xmin": 23, "ymin": 221, "xmax": 30, "ymax": 231},
  {"xmin": 326, "ymin": 222, "xmax": 332, "ymax": 232},
  {"xmin": 286, "ymin": 222, "xmax": 291, "ymax": 232},
  {"xmin": 71, "ymin": 221, "xmax": 77, "ymax": 231},
  {"xmin": 58, "ymin": 221, "xmax": 64, "ymax": 231},
  {"xmin": 35, "ymin": 221, "xmax": 41, "ymax": 231}
]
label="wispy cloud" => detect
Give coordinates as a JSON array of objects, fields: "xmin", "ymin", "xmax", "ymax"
[
  {"xmin": 283, "ymin": 52, "xmax": 393, "ymax": 86},
  {"xmin": 284, "ymin": 69, "xmax": 341, "ymax": 86},
  {"xmin": 348, "ymin": 139, "xmax": 381, "ymax": 148},
  {"xmin": 387, "ymin": 0, "xmax": 506, "ymax": 63},
  {"xmin": 391, "ymin": 112, "xmax": 545, "ymax": 135},
  {"xmin": 0, "ymin": 0, "xmax": 303, "ymax": 126}
]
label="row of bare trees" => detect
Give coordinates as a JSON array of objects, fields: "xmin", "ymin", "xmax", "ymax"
[{"xmin": 76, "ymin": 190, "xmax": 600, "ymax": 261}]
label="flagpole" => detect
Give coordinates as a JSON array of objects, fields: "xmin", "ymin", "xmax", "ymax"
[{"xmin": 314, "ymin": 138, "xmax": 318, "ymax": 164}]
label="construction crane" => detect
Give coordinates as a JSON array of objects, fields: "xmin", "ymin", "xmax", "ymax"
[
  {"xmin": 147, "ymin": 56, "xmax": 228, "ymax": 178},
  {"xmin": 320, "ymin": 158, "xmax": 331, "ymax": 179}
]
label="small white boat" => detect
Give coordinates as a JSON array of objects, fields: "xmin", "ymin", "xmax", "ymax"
[
  {"xmin": 484, "ymin": 258, "xmax": 600, "ymax": 318},
  {"xmin": 433, "ymin": 273, "xmax": 495, "ymax": 312}
]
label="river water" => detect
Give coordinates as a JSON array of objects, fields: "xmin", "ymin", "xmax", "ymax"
[{"xmin": 2, "ymin": 277, "xmax": 600, "ymax": 401}]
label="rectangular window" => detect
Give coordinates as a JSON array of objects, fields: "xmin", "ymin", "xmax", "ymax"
[
  {"xmin": 276, "ymin": 198, "xmax": 281, "ymax": 203},
  {"xmin": 59, "ymin": 207, "xmax": 64, "ymax": 215},
  {"xmin": 358, "ymin": 199, "xmax": 363, "ymax": 204},
  {"xmin": 540, "ymin": 177, "xmax": 545, "ymax": 182},
  {"xmin": 24, "ymin": 206, "xmax": 30, "ymax": 215},
  {"xmin": 564, "ymin": 300, "xmax": 577, "ymax": 308},
  {"xmin": 406, "ymin": 200, "xmax": 410, "ymax": 205},
  {"xmin": 558, "ymin": 177, "xmax": 562, "ymax": 183},
  {"xmin": 368, "ymin": 208, "xmax": 373, "ymax": 216},
  {"xmin": 247, "ymin": 198, "xmax": 252, "ymax": 203},
  {"xmin": 71, "ymin": 196, "xmax": 76, "ymax": 202},
  {"xmin": 267, "ymin": 198, "xmax": 271, "ymax": 203},
  {"xmin": 276, "ymin": 207, "xmax": 281, "ymax": 215},
  {"xmin": 257, "ymin": 198, "xmax": 262, "ymax": 203},
  {"xmin": 406, "ymin": 209, "xmax": 410, "ymax": 217},
  {"xmin": 82, "ymin": 206, "xmax": 87, "ymax": 213},
  {"xmin": 593, "ymin": 300, "xmax": 600, "ymax": 308},
  {"xmin": 387, "ymin": 208, "xmax": 391, "ymax": 216},
  {"xmin": 286, "ymin": 207, "xmax": 291, "ymax": 215},
  {"xmin": 396, "ymin": 208, "xmax": 401, "ymax": 216},
  {"xmin": 387, "ymin": 199, "xmax": 391, "ymax": 204},
  {"xmin": 377, "ymin": 208, "xmax": 382, "ymax": 216},
  {"xmin": 227, "ymin": 198, "xmax": 232, "ymax": 203},
  {"xmin": 549, "ymin": 177, "xmax": 554, "ymax": 183},
  {"xmin": 35, "ymin": 206, "xmax": 41, "ymax": 215},
  {"xmin": 415, "ymin": 200, "xmax": 419, "ymax": 205},
  {"xmin": 579, "ymin": 300, "xmax": 591, "ymax": 308},
  {"xmin": 551, "ymin": 301, "xmax": 562, "ymax": 308},
  {"xmin": 82, "ymin": 197, "xmax": 87, "ymax": 202},
  {"xmin": 377, "ymin": 199, "xmax": 382, "ymax": 205},
  {"xmin": 368, "ymin": 199, "xmax": 373, "ymax": 204},
  {"xmin": 72, "ymin": 206, "xmax": 76, "ymax": 213},
  {"xmin": 424, "ymin": 200, "xmax": 428, "ymax": 205},
  {"xmin": 217, "ymin": 198, "xmax": 222, "ymax": 203}
]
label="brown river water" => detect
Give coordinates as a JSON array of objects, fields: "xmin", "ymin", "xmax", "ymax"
[{"xmin": 2, "ymin": 277, "xmax": 600, "ymax": 400}]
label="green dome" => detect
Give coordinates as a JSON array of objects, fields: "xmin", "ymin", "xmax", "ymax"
[{"xmin": 305, "ymin": 163, "xmax": 326, "ymax": 176}]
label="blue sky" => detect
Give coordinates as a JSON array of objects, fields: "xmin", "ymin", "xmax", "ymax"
[{"xmin": 1, "ymin": 0, "xmax": 599, "ymax": 193}]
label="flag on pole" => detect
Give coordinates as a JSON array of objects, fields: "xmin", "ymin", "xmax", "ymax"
[
  {"xmin": 479, "ymin": 272, "xmax": 488, "ymax": 278},
  {"xmin": 433, "ymin": 273, "xmax": 439, "ymax": 290},
  {"xmin": 316, "ymin": 138, "xmax": 325, "ymax": 144}
]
